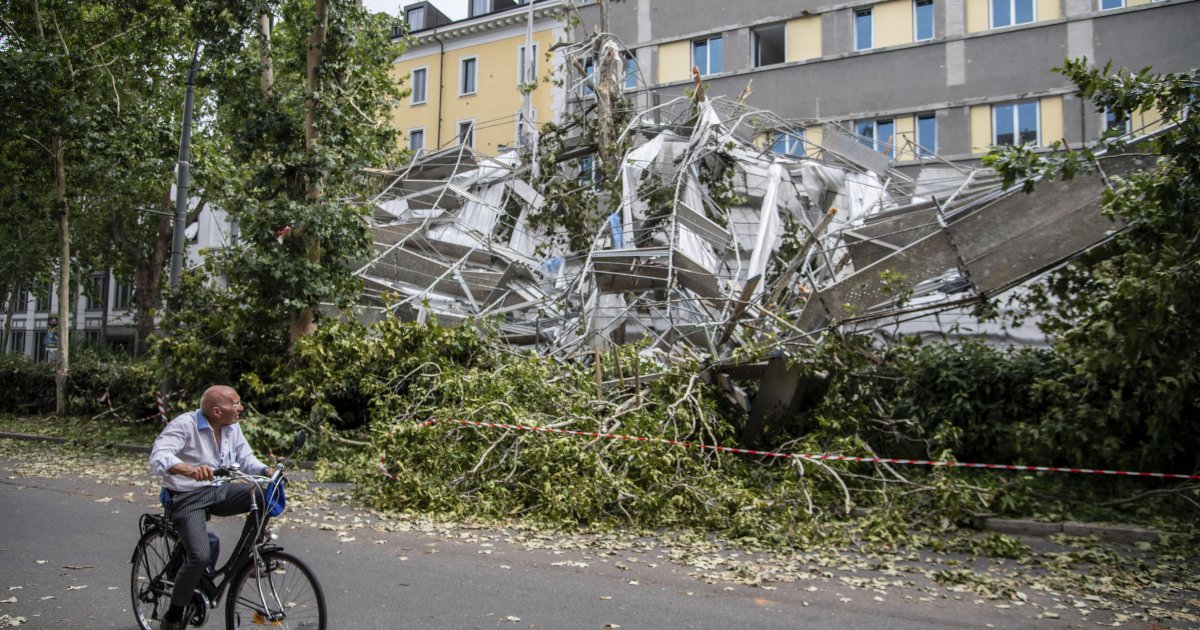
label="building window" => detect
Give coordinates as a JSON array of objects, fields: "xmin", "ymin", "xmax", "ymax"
[
  {"xmin": 33, "ymin": 330, "xmax": 47, "ymax": 361},
  {"xmin": 470, "ymin": 0, "xmax": 491, "ymax": 17},
  {"xmin": 856, "ymin": 118, "xmax": 896, "ymax": 158},
  {"xmin": 409, "ymin": 128, "xmax": 425, "ymax": 151},
  {"xmin": 751, "ymin": 23, "xmax": 786, "ymax": 68},
  {"xmin": 516, "ymin": 108, "xmax": 537, "ymax": 143},
  {"xmin": 8, "ymin": 330, "xmax": 25, "ymax": 355},
  {"xmin": 580, "ymin": 60, "xmax": 595, "ymax": 97},
  {"xmin": 991, "ymin": 0, "xmax": 1035, "ymax": 28},
  {"xmin": 35, "ymin": 286, "xmax": 51, "ymax": 313},
  {"xmin": 1099, "ymin": 0, "xmax": 1123, "ymax": 9},
  {"xmin": 460, "ymin": 57, "xmax": 477, "ymax": 96},
  {"xmin": 993, "ymin": 100, "xmax": 1039, "ymax": 146},
  {"xmin": 112, "ymin": 281, "xmax": 132, "ymax": 311},
  {"xmin": 771, "ymin": 131, "xmax": 806, "ymax": 157},
  {"xmin": 854, "ymin": 9, "xmax": 873, "ymax": 51},
  {"xmin": 578, "ymin": 156, "xmax": 597, "ymax": 184},
  {"xmin": 517, "ymin": 44, "xmax": 538, "ymax": 85},
  {"xmin": 693, "ymin": 35, "xmax": 723, "ymax": 76},
  {"xmin": 457, "ymin": 120, "xmax": 475, "ymax": 148},
  {"xmin": 411, "ymin": 67, "xmax": 427, "ymax": 105},
  {"xmin": 85, "ymin": 274, "xmax": 105, "ymax": 311},
  {"xmin": 916, "ymin": 114, "xmax": 937, "ymax": 157},
  {"xmin": 914, "ymin": 0, "xmax": 935, "ymax": 41},
  {"xmin": 1104, "ymin": 108, "xmax": 1131, "ymax": 135},
  {"xmin": 12, "ymin": 287, "xmax": 29, "ymax": 312},
  {"xmin": 406, "ymin": 6, "xmax": 425, "ymax": 30},
  {"xmin": 624, "ymin": 55, "xmax": 639, "ymax": 90}
]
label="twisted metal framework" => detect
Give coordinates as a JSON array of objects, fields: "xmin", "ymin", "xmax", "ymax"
[{"xmin": 355, "ymin": 42, "xmax": 1137, "ymax": 367}]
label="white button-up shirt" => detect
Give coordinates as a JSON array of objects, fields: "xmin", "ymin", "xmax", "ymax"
[{"xmin": 149, "ymin": 409, "xmax": 269, "ymax": 493}]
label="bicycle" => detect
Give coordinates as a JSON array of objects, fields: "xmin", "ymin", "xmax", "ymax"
[{"xmin": 130, "ymin": 431, "xmax": 326, "ymax": 629}]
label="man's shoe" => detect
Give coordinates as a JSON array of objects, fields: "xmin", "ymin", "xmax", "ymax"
[{"xmin": 157, "ymin": 620, "xmax": 186, "ymax": 630}]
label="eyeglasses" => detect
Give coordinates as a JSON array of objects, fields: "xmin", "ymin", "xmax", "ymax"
[{"xmin": 217, "ymin": 401, "xmax": 244, "ymax": 410}]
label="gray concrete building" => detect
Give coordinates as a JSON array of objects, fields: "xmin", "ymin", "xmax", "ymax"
[{"xmin": 572, "ymin": 0, "xmax": 1198, "ymax": 163}]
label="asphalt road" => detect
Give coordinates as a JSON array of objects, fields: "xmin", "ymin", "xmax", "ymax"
[{"xmin": 0, "ymin": 451, "xmax": 1111, "ymax": 629}]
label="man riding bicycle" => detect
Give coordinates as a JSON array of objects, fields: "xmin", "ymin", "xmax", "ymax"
[{"xmin": 148, "ymin": 385, "xmax": 273, "ymax": 630}]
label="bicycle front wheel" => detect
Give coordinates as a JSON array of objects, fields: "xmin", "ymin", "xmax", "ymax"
[
  {"xmin": 130, "ymin": 526, "xmax": 178, "ymax": 630},
  {"xmin": 226, "ymin": 550, "xmax": 327, "ymax": 630}
]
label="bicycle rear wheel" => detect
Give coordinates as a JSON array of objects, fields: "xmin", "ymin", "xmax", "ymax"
[
  {"xmin": 226, "ymin": 550, "xmax": 327, "ymax": 629},
  {"xmin": 130, "ymin": 526, "xmax": 178, "ymax": 630}
]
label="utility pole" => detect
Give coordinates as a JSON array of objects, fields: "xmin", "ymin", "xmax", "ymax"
[
  {"xmin": 169, "ymin": 45, "xmax": 200, "ymax": 294},
  {"xmin": 160, "ymin": 43, "xmax": 200, "ymax": 409}
]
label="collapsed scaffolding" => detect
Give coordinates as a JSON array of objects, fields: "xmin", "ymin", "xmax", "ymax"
[{"xmin": 355, "ymin": 35, "xmax": 1140, "ymax": 384}]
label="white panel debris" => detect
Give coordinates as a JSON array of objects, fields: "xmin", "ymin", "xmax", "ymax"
[{"xmin": 357, "ymin": 39, "xmax": 1134, "ymax": 364}]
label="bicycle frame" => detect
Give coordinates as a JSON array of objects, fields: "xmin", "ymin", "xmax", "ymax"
[{"xmin": 140, "ymin": 467, "xmax": 286, "ymax": 621}]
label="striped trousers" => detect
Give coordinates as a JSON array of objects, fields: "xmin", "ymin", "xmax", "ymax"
[{"xmin": 167, "ymin": 483, "xmax": 262, "ymax": 609}]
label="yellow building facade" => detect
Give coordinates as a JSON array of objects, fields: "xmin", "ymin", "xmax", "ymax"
[{"xmin": 390, "ymin": 3, "xmax": 567, "ymax": 155}]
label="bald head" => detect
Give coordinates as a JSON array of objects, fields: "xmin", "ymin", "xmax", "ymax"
[
  {"xmin": 200, "ymin": 385, "xmax": 243, "ymax": 428},
  {"xmin": 200, "ymin": 386, "xmax": 236, "ymax": 413}
]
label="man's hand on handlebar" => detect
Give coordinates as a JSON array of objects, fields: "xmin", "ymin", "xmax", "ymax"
[{"xmin": 168, "ymin": 463, "xmax": 215, "ymax": 481}]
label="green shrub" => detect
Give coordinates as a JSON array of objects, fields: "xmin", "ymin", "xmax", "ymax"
[{"xmin": 0, "ymin": 352, "xmax": 54, "ymax": 413}]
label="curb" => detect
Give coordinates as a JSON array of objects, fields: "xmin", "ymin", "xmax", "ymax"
[
  {"xmin": 0, "ymin": 430, "xmax": 1164, "ymax": 543},
  {"xmin": 979, "ymin": 517, "xmax": 1159, "ymax": 544},
  {"xmin": 0, "ymin": 431, "xmax": 69, "ymax": 444}
]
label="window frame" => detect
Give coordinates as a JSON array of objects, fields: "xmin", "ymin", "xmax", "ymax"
[
  {"xmin": 459, "ymin": 56, "xmax": 478, "ymax": 97},
  {"xmin": 85, "ymin": 274, "xmax": 105, "ymax": 312},
  {"xmin": 35, "ymin": 286, "xmax": 51, "ymax": 313},
  {"xmin": 855, "ymin": 118, "xmax": 896, "ymax": 158},
  {"xmin": 515, "ymin": 108, "xmax": 538, "ymax": 143},
  {"xmin": 770, "ymin": 130, "xmax": 807, "ymax": 157},
  {"xmin": 410, "ymin": 66, "xmax": 428, "ymax": 105},
  {"xmin": 913, "ymin": 0, "xmax": 935, "ymax": 41},
  {"xmin": 470, "ymin": 0, "xmax": 492, "ymax": 17},
  {"xmin": 916, "ymin": 113, "xmax": 937, "ymax": 157},
  {"xmin": 750, "ymin": 22, "xmax": 787, "ymax": 68},
  {"xmin": 580, "ymin": 60, "xmax": 595, "ymax": 97},
  {"xmin": 112, "ymin": 281, "xmax": 132, "ymax": 312},
  {"xmin": 457, "ymin": 119, "xmax": 476, "ymax": 148},
  {"xmin": 992, "ymin": 100, "xmax": 1041, "ymax": 147},
  {"xmin": 1104, "ymin": 108, "xmax": 1131, "ymax": 135},
  {"xmin": 692, "ymin": 35, "xmax": 724, "ymax": 77},
  {"xmin": 623, "ymin": 54, "xmax": 639, "ymax": 91},
  {"xmin": 8, "ymin": 330, "xmax": 25, "ymax": 355},
  {"xmin": 406, "ymin": 6, "xmax": 425, "ymax": 30},
  {"xmin": 990, "ymin": 0, "xmax": 1036, "ymax": 29},
  {"xmin": 1098, "ymin": 0, "xmax": 1124, "ymax": 9},
  {"xmin": 577, "ymin": 155, "xmax": 598, "ymax": 185},
  {"xmin": 854, "ymin": 8, "xmax": 873, "ymax": 51},
  {"xmin": 14, "ymin": 288, "xmax": 29, "ymax": 312},
  {"xmin": 408, "ymin": 127, "xmax": 426, "ymax": 152},
  {"xmin": 517, "ymin": 44, "xmax": 538, "ymax": 86}
]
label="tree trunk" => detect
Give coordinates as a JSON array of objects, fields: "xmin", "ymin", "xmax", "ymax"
[
  {"xmin": 53, "ymin": 135, "xmax": 69, "ymax": 415},
  {"xmin": 30, "ymin": 0, "xmax": 44, "ymax": 39},
  {"xmin": 258, "ymin": 14, "xmax": 274, "ymax": 99},
  {"xmin": 111, "ymin": 186, "xmax": 202, "ymax": 355},
  {"xmin": 291, "ymin": 0, "xmax": 330, "ymax": 347}
]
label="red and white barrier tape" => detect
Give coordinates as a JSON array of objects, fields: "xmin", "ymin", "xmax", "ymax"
[
  {"xmin": 156, "ymin": 392, "xmax": 167, "ymax": 424},
  {"xmin": 395, "ymin": 417, "xmax": 1200, "ymax": 481}
]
